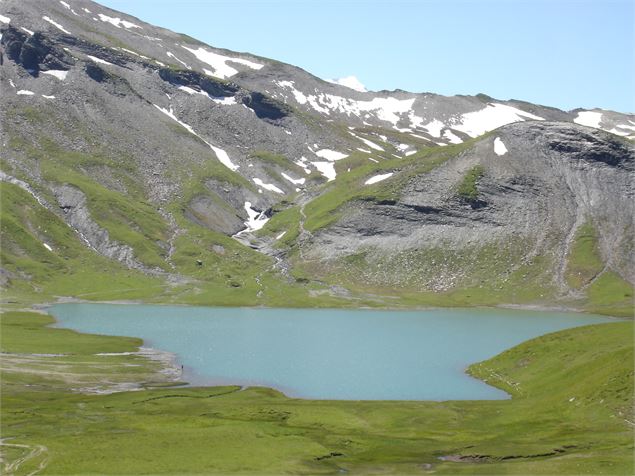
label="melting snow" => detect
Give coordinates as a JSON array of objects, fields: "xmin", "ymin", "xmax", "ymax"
[
  {"xmin": 181, "ymin": 45, "xmax": 264, "ymax": 79},
  {"xmin": 153, "ymin": 104, "xmax": 239, "ymax": 171},
  {"xmin": 0, "ymin": 15, "xmax": 10, "ymax": 24},
  {"xmin": 177, "ymin": 86, "xmax": 235, "ymax": 105},
  {"xmin": 238, "ymin": 202, "xmax": 269, "ymax": 233},
  {"xmin": 443, "ymin": 129, "xmax": 463, "ymax": 144},
  {"xmin": 315, "ymin": 149, "xmax": 348, "ymax": 161},
  {"xmin": 274, "ymin": 80, "xmax": 415, "ymax": 126},
  {"xmin": 312, "ymin": 161, "xmax": 337, "ymax": 181},
  {"xmin": 420, "ymin": 119, "xmax": 443, "ymax": 138},
  {"xmin": 42, "ymin": 16, "xmax": 71, "ymax": 34},
  {"xmin": 119, "ymin": 47, "xmax": 150, "ymax": 60},
  {"xmin": 451, "ymin": 103, "xmax": 544, "ymax": 137},
  {"xmin": 281, "ymin": 172, "xmax": 306, "ymax": 185},
  {"xmin": 212, "ymin": 96, "xmax": 236, "ymax": 105},
  {"xmin": 365, "ymin": 172, "xmax": 393, "ymax": 185},
  {"xmin": 17, "ymin": 90, "xmax": 35, "ymax": 95},
  {"xmin": 494, "ymin": 137, "xmax": 508, "ymax": 156},
  {"xmin": 349, "ymin": 132, "xmax": 384, "ymax": 151},
  {"xmin": 253, "ymin": 178, "xmax": 284, "ymax": 194},
  {"xmin": 294, "ymin": 157, "xmax": 312, "ymax": 174},
  {"xmin": 59, "ymin": 1, "xmax": 79, "ymax": 16},
  {"xmin": 43, "ymin": 243, "xmax": 53, "ymax": 251},
  {"xmin": 97, "ymin": 13, "xmax": 141, "ymax": 29},
  {"xmin": 573, "ymin": 111, "xmax": 602, "ymax": 129},
  {"xmin": 86, "ymin": 55, "xmax": 113, "ymax": 65},
  {"xmin": 41, "ymin": 69, "xmax": 68, "ymax": 80},
  {"xmin": 21, "ymin": 27, "xmax": 34, "ymax": 36},
  {"xmin": 167, "ymin": 51, "xmax": 190, "ymax": 69},
  {"xmin": 326, "ymin": 75, "xmax": 367, "ymax": 92}
]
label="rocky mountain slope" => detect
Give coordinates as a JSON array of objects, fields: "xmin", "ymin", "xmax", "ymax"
[{"xmin": 1, "ymin": 0, "xmax": 633, "ymax": 315}]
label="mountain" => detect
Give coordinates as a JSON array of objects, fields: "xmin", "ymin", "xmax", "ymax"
[{"xmin": 1, "ymin": 0, "xmax": 633, "ymax": 315}]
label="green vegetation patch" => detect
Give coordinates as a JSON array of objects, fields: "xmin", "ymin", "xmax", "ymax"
[
  {"xmin": 586, "ymin": 271, "xmax": 634, "ymax": 317},
  {"xmin": 456, "ymin": 164, "xmax": 485, "ymax": 202},
  {"xmin": 565, "ymin": 221, "xmax": 604, "ymax": 289}
]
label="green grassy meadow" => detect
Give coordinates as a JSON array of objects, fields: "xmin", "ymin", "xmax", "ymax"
[{"xmin": 1, "ymin": 309, "xmax": 632, "ymax": 475}]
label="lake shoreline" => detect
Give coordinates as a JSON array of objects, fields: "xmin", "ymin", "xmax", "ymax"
[{"xmin": 27, "ymin": 296, "xmax": 629, "ymax": 320}]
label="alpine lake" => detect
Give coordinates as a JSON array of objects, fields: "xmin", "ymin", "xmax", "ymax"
[{"xmin": 50, "ymin": 304, "xmax": 613, "ymax": 400}]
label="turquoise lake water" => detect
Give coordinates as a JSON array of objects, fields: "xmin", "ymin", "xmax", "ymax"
[{"xmin": 50, "ymin": 304, "xmax": 612, "ymax": 400}]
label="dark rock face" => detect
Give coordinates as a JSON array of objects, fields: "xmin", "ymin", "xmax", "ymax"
[
  {"xmin": 0, "ymin": 26, "xmax": 73, "ymax": 75},
  {"xmin": 241, "ymin": 92, "xmax": 290, "ymax": 120},
  {"xmin": 158, "ymin": 68, "xmax": 238, "ymax": 97},
  {"xmin": 85, "ymin": 63, "xmax": 106, "ymax": 82}
]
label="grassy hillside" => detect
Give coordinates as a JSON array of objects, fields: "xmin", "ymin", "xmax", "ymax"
[{"xmin": 1, "ymin": 310, "xmax": 632, "ymax": 475}]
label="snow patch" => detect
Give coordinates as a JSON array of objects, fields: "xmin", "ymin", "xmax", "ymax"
[
  {"xmin": 452, "ymin": 103, "xmax": 544, "ymax": 137},
  {"xmin": 312, "ymin": 161, "xmax": 337, "ymax": 181},
  {"xmin": 294, "ymin": 157, "xmax": 312, "ymax": 174},
  {"xmin": 153, "ymin": 104, "xmax": 239, "ymax": 171},
  {"xmin": 17, "ymin": 90, "xmax": 35, "ymax": 95},
  {"xmin": 443, "ymin": 129, "xmax": 463, "ymax": 144},
  {"xmin": 276, "ymin": 231, "xmax": 286, "ymax": 240},
  {"xmin": 167, "ymin": 51, "xmax": 190, "ymax": 69},
  {"xmin": 357, "ymin": 148, "xmax": 371, "ymax": 153},
  {"xmin": 0, "ymin": 14, "xmax": 10, "ymax": 24},
  {"xmin": 365, "ymin": 172, "xmax": 393, "ymax": 185},
  {"xmin": 326, "ymin": 75, "xmax": 367, "ymax": 92},
  {"xmin": 42, "ymin": 16, "xmax": 71, "ymax": 34},
  {"xmin": 43, "ymin": 243, "xmax": 53, "ymax": 252},
  {"xmin": 253, "ymin": 178, "xmax": 284, "ymax": 194},
  {"xmin": 41, "ymin": 69, "xmax": 68, "ymax": 80},
  {"xmin": 494, "ymin": 137, "xmax": 508, "ymax": 156},
  {"xmin": 21, "ymin": 27, "xmax": 34, "ymax": 36},
  {"xmin": 59, "ymin": 1, "xmax": 79, "ymax": 16},
  {"xmin": 242, "ymin": 202, "xmax": 269, "ymax": 232},
  {"xmin": 281, "ymin": 172, "xmax": 305, "ymax": 185},
  {"xmin": 405, "ymin": 150, "xmax": 416, "ymax": 156},
  {"xmin": 82, "ymin": 8, "xmax": 91, "ymax": 13},
  {"xmin": 274, "ymin": 80, "xmax": 414, "ymax": 126},
  {"xmin": 9, "ymin": 79, "xmax": 16, "ymax": 88},
  {"xmin": 97, "ymin": 13, "xmax": 141, "ymax": 29},
  {"xmin": 86, "ymin": 55, "xmax": 113, "ymax": 65},
  {"xmin": 573, "ymin": 111, "xmax": 602, "ymax": 129},
  {"xmin": 42, "ymin": 95, "xmax": 56, "ymax": 99},
  {"xmin": 315, "ymin": 149, "xmax": 348, "ymax": 161},
  {"xmin": 177, "ymin": 85, "xmax": 235, "ymax": 105},
  {"xmin": 119, "ymin": 47, "xmax": 149, "ymax": 60},
  {"xmin": 182, "ymin": 45, "xmax": 263, "ymax": 79},
  {"xmin": 349, "ymin": 132, "xmax": 384, "ymax": 151}
]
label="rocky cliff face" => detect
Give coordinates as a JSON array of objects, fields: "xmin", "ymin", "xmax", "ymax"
[{"xmin": 1, "ymin": 0, "xmax": 633, "ymax": 313}]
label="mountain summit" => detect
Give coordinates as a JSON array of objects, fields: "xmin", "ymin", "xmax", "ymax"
[{"xmin": 1, "ymin": 0, "xmax": 633, "ymax": 314}]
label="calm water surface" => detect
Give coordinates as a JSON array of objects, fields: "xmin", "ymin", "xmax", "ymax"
[{"xmin": 50, "ymin": 304, "xmax": 612, "ymax": 400}]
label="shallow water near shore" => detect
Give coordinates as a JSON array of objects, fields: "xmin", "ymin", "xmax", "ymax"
[{"xmin": 50, "ymin": 304, "xmax": 612, "ymax": 400}]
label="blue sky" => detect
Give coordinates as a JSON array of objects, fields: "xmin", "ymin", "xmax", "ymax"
[{"xmin": 98, "ymin": 0, "xmax": 634, "ymax": 113}]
